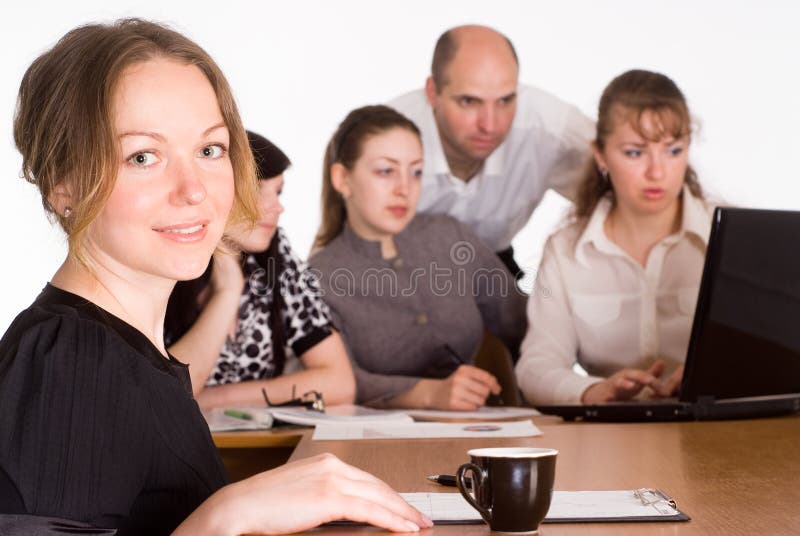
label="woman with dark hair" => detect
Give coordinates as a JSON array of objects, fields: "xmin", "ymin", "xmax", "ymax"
[
  {"xmin": 310, "ymin": 105, "xmax": 527, "ymax": 410},
  {"xmin": 165, "ymin": 131, "xmax": 355, "ymax": 409},
  {"xmin": 515, "ymin": 69, "xmax": 715, "ymax": 407}
]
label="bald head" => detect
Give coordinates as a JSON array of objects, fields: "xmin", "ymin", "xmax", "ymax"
[{"xmin": 431, "ymin": 25, "xmax": 519, "ymax": 91}]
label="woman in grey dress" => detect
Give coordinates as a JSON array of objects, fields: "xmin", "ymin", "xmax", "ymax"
[{"xmin": 310, "ymin": 105, "xmax": 527, "ymax": 410}]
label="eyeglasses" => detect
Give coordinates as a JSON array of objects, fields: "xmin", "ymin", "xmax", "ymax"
[{"xmin": 261, "ymin": 386, "xmax": 325, "ymax": 413}]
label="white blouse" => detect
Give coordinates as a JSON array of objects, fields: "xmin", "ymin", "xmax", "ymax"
[{"xmin": 515, "ymin": 188, "xmax": 714, "ymax": 405}]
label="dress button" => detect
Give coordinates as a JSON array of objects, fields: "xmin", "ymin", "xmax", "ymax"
[
  {"xmin": 415, "ymin": 313, "xmax": 428, "ymax": 326},
  {"xmin": 392, "ymin": 258, "xmax": 404, "ymax": 270}
]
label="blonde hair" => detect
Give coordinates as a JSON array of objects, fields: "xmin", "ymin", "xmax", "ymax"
[
  {"xmin": 14, "ymin": 18, "xmax": 258, "ymax": 265},
  {"xmin": 313, "ymin": 105, "xmax": 421, "ymax": 249}
]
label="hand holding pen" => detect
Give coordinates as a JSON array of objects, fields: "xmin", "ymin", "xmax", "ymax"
[{"xmin": 437, "ymin": 344, "xmax": 502, "ymax": 410}]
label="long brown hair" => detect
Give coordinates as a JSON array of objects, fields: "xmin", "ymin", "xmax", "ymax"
[
  {"xmin": 313, "ymin": 105, "xmax": 421, "ymax": 250},
  {"xmin": 574, "ymin": 69, "xmax": 704, "ymax": 221},
  {"xmin": 14, "ymin": 18, "xmax": 258, "ymax": 265}
]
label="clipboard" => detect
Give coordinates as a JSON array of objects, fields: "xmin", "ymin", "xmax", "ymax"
[
  {"xmin": 399, "ymin": 489, "xmax": 690, "ymax": 524},
  {"xmin": 544, "ymin": 489, "xmax": 690, "ymax": 523}
]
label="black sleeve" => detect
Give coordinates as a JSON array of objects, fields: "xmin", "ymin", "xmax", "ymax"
[
  {"xmin": 0, "ymin": 314, "xmax": 150, "ymax": 528},
  {"xmin": 0, "ymin": 513, "xmax": 117, "ymax": 535}
]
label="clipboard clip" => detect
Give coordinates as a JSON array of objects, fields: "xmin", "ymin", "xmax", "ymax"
[{"xmin": 634, "ymin": 488, "xmax": 678, "ymax": 512}]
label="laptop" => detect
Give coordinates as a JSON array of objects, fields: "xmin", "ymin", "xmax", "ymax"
[{"xmin": 537, "ymin": 207, "xmax": 800, "ymax": 422}]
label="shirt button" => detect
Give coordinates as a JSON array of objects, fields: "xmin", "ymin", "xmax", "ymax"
[
  {"xmin": 415, "ymin": 313, "xmax": 428, "ymax": 326},
  {"xmin": 392, "ymin": 258, "xmax": 404, "ymax": 270}
]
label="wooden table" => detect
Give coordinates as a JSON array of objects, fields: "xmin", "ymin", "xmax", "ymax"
[
  {"xmin": 278, "ymin": 415, "xmax": 800, "ymax": 535},
  {"xmin": 212, "ymin": 427, "xmax": 308, "ymax": 482}
]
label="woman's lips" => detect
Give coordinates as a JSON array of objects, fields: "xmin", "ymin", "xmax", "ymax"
[
  {"xmin": 388, "ymin": 206, "xmax": 408, "ymax": 217},
  {"xmin": 154, "ymin": 221, "xmax": 209, "ymax": 243},
  {"xmin": 643, "ymin": 188, "xmax": 665, "ymax": 200}
]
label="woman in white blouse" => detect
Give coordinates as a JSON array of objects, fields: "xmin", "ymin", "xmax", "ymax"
[{"xmin": 515, "ymin": 69, "xmax": 714, "ymax": 406}]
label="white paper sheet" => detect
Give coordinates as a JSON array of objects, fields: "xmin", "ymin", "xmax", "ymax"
[
  {"xmin": 204, "ymin": 404, "xmax": 412, "ymax": 431},
  {"xmin": 400, "ymin": 491, "xmax": 681, "ymax": 521},
  {"xmin": 312, "ymin": 420, "xmax": 541, "ymax": 440},
  {"xmin": 269, "ymin": 405, "xmax": 413, "ymax": 426},
  {"xmin": 405, "ymin": 406, "xmax": 540, "ymax": 420}
]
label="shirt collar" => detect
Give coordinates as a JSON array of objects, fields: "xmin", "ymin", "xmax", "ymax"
[
  {"xmin": 678, "ymin": 185, "xmax": 712, "ymax": 245},
  {"xmin": 574, "ymin": 194, "xmax": 615, "ymax": 267},
  {"xmin": 341, "ymin": 220, "xmax": 417, "ymax": 261},
  {"xmin": 342, "ymin": 222, "xmax": 384, "ymax": 259},
  {"xmin": 421, "ymin": 105, "xmax": 451, "ymax": 178},
  {"xmin": 574, "ymin": 185, "xmax": 711, "ymax": 267},
  {"xmin": 482, "ymin": 136, "xmax": 508, "ymax": 177}
]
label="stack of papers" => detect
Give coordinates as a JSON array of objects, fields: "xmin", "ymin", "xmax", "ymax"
[
  {"xmin": 270, "ymin": 405, "xmax": 413, "ymax": 426},
  {"xmin": 203, "ymin": 404, "xmax": 412, "ymax": 432},
  {"xmin": 405, "ymin": 406, "xmax": 539, "ymax": 420},
  {"xmin": 312, "ymin": 420, "xmax": 541, "ymax": 440},
  {"xmin": 203, "ymin": 404, "xmax": 542, "ymax": 435}
]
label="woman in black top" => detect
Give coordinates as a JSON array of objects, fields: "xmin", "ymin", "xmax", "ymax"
[
  {"xmin": 165, "ymin": 132, "xmax": 355, "ymax": 409},
  {"xmin": 0, "ymin": 18, "xmax": 429, "ymax": 536}
]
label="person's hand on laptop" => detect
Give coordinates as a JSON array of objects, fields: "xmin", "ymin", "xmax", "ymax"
[
  {"xmin": 581, "ymin": 361, "xmax": 666, "ymax": 403},
  {"xmin": 650, "ymin": 365, "xmax": 684, "ymax": 398}
]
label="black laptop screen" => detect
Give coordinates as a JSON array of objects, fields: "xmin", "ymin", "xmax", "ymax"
[{"xmin": 682, "ymin": 208, "xmax": 800, "ymax": 401}]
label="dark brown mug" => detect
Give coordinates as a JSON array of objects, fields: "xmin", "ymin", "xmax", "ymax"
[{"xmin": 456, "ymin": 447, "xmax": 558, "ymax": 534}]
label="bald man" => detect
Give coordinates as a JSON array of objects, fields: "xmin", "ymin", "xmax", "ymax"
[{"xmin": 390, "ymin": 25, "xmax": 594, "ymax": 277}]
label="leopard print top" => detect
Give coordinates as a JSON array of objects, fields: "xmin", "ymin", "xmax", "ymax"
[{"xmin": 207, "ymin": 228, "xmax": 333, "ymax": 385}]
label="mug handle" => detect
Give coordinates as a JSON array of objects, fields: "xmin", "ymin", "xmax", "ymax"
[{"xmin": 456, "ymin": 462, "xmax": 491, "ymax": 523}]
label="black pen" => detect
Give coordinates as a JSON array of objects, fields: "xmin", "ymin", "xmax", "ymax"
[
  {"xmin": 427, "ymin": 474, "xmax": 472, "ymax": 488},
  {"xmin": 443, "ymin": 344, "xmax": 465, "ymax": 366}
]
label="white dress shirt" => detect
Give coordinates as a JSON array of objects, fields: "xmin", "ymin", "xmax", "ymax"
[
  {"xmin": 515, "ymin": 188, "xmax": 714, "ymax": 405},
  {"xmin": 389, "ymin": 85, "xmax": 594, "ymax": 251}
]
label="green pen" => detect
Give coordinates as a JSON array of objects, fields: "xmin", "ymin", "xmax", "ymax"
[{"xmin": 224, "ymin": 409, "xmax": 254, "ymax": 421}]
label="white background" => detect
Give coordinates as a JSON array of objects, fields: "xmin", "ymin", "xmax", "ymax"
[{"xmin": 1, "ymin": 1, "xmax": 798, "ymax": 332}]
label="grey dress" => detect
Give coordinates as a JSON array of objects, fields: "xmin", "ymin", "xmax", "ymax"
[{"xmin": 309, "ymin": 214, "xmax": 527, "ymax": 405}]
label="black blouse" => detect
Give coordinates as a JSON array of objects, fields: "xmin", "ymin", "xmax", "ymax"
[{"xmin": 0, "ymin": 285, "xmax": 227, "ymax": 535}]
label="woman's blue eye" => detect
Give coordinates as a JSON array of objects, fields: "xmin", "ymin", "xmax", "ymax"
[
  {"xmin": 129, "ymin": 152, "xmax": 157, "ymax": 167},
  {"xmin": 669, "ymin": 146, "xmax": 684, "ymax": 156},
  {"xmin": 378, "ymin": 168, "xmax": 393, "ymax": 176},
  {"xmin": 624, "ymin": 149, "xmax": 642, "ymax": 157},
  {"xmin": 201, "ymin": 144, "xmax": 225, "ymax": 158},
  {"xmin": 412, "ymin": 169, "xmax": 423, "ymax": 179}
]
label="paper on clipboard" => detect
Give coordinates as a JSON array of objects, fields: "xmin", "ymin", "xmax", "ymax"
[{"xmin": 400, "ymin": 490, "xmax": 689, "ymax": 523}]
